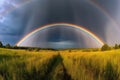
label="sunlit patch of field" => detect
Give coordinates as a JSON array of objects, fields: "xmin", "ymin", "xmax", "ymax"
[
  {"xmin": 0, "ymin": 48, "xmax": 120, "ymax": 80},
  {"xmin": 0, "ymin": 48, "xmax": 59, "ymax": 80},
  {"xmin": 61, "ymin": 49, "xmax": 120, "ymax": 80}
]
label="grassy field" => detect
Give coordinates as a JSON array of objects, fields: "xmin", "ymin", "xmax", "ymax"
[{"xmin": 0, "ymin": 48, "xmax": 120, "ymax": 80}]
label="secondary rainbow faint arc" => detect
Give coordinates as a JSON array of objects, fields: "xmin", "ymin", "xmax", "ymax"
[
  {"xmin": 16, "ymin": 23, "xmax": 104, "ymax": 46},
  {"xmin": 1, "ymin": 0, "xmax": 119, "ymax": 29},
  {"xmin": 88, "ymin": 0, "xmax": 120, "ymax": 30}
]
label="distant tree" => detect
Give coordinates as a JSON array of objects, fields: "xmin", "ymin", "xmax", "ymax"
[
  {"xmin": 114, "ymin": 44, "xmax": 119, "ymax": 49},
  {"xmin": 5, "ymin": 43, "xmax": 11, "ymax": 48},
  {"xmin": 101, "ymin": 44, "xmax": 111, "ymax": 51},
  {"xmin": 0, "ymin": 41, "xmax": 3, "ymax": 47},
  {"xmin": 119, "ymin": 44, "xmax": 120, "ymax": 48},
  {"xmin": 13, "ymin": 45, "xmax": 18, "ymax": 49}
]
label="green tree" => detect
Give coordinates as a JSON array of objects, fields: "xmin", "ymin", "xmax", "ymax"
[
  {"xmin": 101, "ymin": 44, "xmax": 111, "ymax": 51},
  {"xmin": 5, "ymin": 43, "xmax": 11, "ymax": 48},
  {"xmin": 114, "ymin": 44, "xmax": 119, "ymax": 49},
  {"xmin": 119, "ymin": 44, "xmax": 120, "ymax": 48},
  {"xmin": 0, "ymin": 41, "xmax": 3, "ymax": 47}
]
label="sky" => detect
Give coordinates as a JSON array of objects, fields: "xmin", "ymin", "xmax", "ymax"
[{"xmin": 0, "ymin": 0, "xmax": 120, "ymax": 48}]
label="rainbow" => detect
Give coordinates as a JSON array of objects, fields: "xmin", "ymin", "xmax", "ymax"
[
  {"xmin": 16, "ymin": 23, "xmax": 104, "ymax": 46},
  {"xmin": 88, "ymin": 0, "xmax": 120, "ymax": 30},
  {"xmin": 1, "ymin": 0, "xmax": 119, "ymax": 30}
]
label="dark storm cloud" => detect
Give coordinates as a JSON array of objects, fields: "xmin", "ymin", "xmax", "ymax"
[
  {"xmin": 46, "ymin": 26, "xmax": 79, "ymax": 42},
  {"xmin": 17, "ymin": 0, "xmax": 117, "ymax": 36},
  {"xmin": 45, "ymin": 0, "xmax": 75, "ymax": 23},
  {"xmin": 0, "ymin": 34, "xmax": 19, "ymax": 45}
]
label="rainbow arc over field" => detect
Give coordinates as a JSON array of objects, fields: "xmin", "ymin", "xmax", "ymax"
[{"xmin": 16, "ymin": 23, "xmax": 104, "ymax": 46}]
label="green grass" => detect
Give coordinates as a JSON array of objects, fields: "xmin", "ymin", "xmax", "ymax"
[{"xmin": 0, "ymin": 48, "xmax": 120, "ymax": 80}]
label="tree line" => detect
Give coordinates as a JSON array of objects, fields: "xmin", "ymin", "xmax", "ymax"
[
  {"xmin": 0, "ymin": 41, "xmax": 56, "ymax": 51},
  {"xmin": 0, "ymin": 41, "xmax": 120, "ymax": 51},
  {"xmin": 101, "ymin": 44, "xmax": 120, "ymax": 51},
  {"xmin": 0, "ymin": 41, "xmax": 11, "ymax": 48}
]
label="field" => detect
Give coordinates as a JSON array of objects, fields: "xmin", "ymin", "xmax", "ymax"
[{"xmin": 0, "ymin": 48, "xmax": 120, "ymax": 80}]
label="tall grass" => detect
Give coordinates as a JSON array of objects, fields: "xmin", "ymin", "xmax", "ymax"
[
  {"xmin": 61, "ymin": 50, "xmax": 120, "ymax": 80},
  {"xmin": 0, "ymin": 48, "xmax": 120, "ymax": 80},
  {"xmin": 0, "ymin": 48, "xmax": 59, "ymax": 80}
]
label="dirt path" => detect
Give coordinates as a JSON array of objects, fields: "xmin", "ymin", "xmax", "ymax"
[{"xmin": 45, "ymin": 53, "xmax": 72, "ymax": 80}]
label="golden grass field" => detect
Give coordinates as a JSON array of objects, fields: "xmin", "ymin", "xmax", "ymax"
[{"xmin": 0, "ymin": 48, "xmax": 120, "ymax": 80}]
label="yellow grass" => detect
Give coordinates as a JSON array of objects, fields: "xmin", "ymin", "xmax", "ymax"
[{"xmin": 0, "ymin": 48, "xmax": 120, "ymax": 80}]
